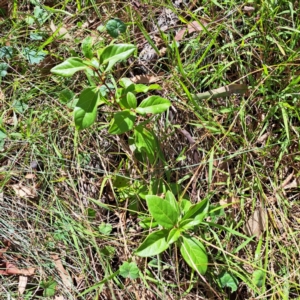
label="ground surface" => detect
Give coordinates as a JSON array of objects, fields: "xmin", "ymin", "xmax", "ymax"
[{"xmin": 1, "ymin": 0, "xmax": 300, "ymax": 299}]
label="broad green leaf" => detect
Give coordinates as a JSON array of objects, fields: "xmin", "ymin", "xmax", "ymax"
[
  {"xmin": 134, "ymin": 125, "xmax": 156, "ymax": 162},
  {"xmin": 167, "ymin": 228, "xmax": 181, "ymax": 244},
  {"xmin": 100, "ymin": 44, "xmax": 136, "ymax": 72},
  {"xmin": 59, "ymin": 89, "xmax": 74, "ymax": 104},
  {"xmin": 181, "ymin": 199, "xmax": 192, "ymax": 214},
  {"xmin": 51, "ymin": 57, "xmax": 88, "ymax": 77},
  {"xmin": 135, "ymin": 229, "xmax": 169, "ymax": 257},
  {"xmin": 117, "ymin": 87, "xmax": 135, "ymax": 109},
  {"xmin": 134, "ymin": 83, "xmax": 161, "ymax": 93},
  {"xmin": 180, "ymin": 235, "xmax": 208, "ymax": 275},
  {"xmin": 218, "ymin": 271, "xmax": 239, "ymax": 292},
  {"xmin": 252, "ymin": 270, "xmax": 265, "ymax": 288},
  {"xmin": 146, "ymin": 195, "xmax": 179, "ymax": 229},
  {"xmin": 119, "ymin": 78, "xmax": 134, "ymax": 89},
  {"xmin": 106, "ymin": 19, "xmax": 127, "ymax": 38},
  {"xmin": 127, "ymin": 92, "xmax": 137, "ymax": 109},
  {"xmin": 136, "ymin": 96, "xmax": 171, "ymax": 115},
  {"xmin": 139, "ymin": 217, "xmax": 159, "ymax": 229},
  {"xmin": 165, "ymin": 191, "xmax": 179, "ymax": 215},
  {"xmin": 74, "ymin": 87, "xmax": 99, "ymax": 130},
  {"xmin": 109, "ymin": 110, "xmax": 136, "ymax": 134},
  {"xmin": 119, "ymin": 262, "xmax": 140, "ymax": 280},
  {"xmin": 90, "ymin": 57, "xmax": 99, "ymax": 69},
  {"xmin": 82, "ymin": 36, "xmax": 93, "ymax": 59},
  {"xmin": 179, "ymin": 218, "xmax": 201, "ymax": 230},
  {"xmin": 181, "ymin": 198, "xmax": 209, "ymax": 222}
]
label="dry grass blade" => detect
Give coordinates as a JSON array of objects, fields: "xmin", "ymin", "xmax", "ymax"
[{"xmin": 192, "ymin": 84, "xmax": 249, "ymax": 100}]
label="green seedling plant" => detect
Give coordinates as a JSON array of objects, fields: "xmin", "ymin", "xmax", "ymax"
[
  {"xmin": 50, "ymin": 37, "xmax": 171, "ymax": 161},
  {"xmin": 135, "ymin": 191, "xmax": 209, "ymax": 275}
]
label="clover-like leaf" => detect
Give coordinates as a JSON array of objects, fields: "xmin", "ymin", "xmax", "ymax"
[
  {"xmin": 0, "ymin": 46, "xmax": 13, "ymax": 59},
  {"xmin": 23, "ymin": 48, "xmax": 46, "ymax": 64},
  {"xmin": 0, "ymin": 63, "xmax": 8, "ymax": 77},
  {"xmin": 219, "ymin": 271, "xmax": 239, "ymax": 292},
  {"xmin": 119, "ymin": 262, "xmax": 140, "ymax": 280},
  {"xmin": 106, "ymin": 19, "xmax": 127, "ymax": 38}
]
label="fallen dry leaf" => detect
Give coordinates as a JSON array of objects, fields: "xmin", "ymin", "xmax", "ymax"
[
  {"xmin": 0, "ymin": 262, "xmax": 35, "ymax": 276},
  {"xmin": 54, "ymin": 296, "xmax": 65, "ymax": 300},
  {"xmin": 51, "ymin": 254, "xmax": 73, "ymax": 289},
  {"xmin": 283, "ymin": 178, "xmax": 299, "ymax": 190},
  {"xmin": 49, "ymin": 21, "xmax": 72, "ymax": 40},
  {"xmin": 11, "ymin": 183, "xmax": 37, "ymax": 198},
  {"xmin": 243, "ymin": 6, "xmax": 255, "ymax": 12},
  {"xmin": 18, "ymin": 276, "xmax": 28, "ymax": 295},
  {"xmin": 244, "ymin": 207, "xmax": 266, "ymax": 238},
  {"xmin": 130, "ymin": 74, "xmax": 163, "ymax": 84},
  {"xmin": 175, "ymin": 20, "xmax": 208, "ymax": 41},
  {"xmin": 25, "ymin": 173, "xmax": 36, "ymax": 179},
  {"xmin": 281, "ymin": 172, "xmax": 294, "ymax": 189}
]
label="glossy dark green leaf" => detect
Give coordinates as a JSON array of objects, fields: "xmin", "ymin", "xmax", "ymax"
[
  {"xmin": 100, "ymin": 44, "xmax": 136, "ymax": 72},
  {"xmin": 134, "ymin": 125, "xmax": 156, "ymax": 162},
  {"xmin": 82, "ymin": 36, "xmax": 93, "ymax": 59},
  {"xmin": 167, "ymin": 228, "xmax": 181, "ymax": 244},
  {"xmin": 51, "ymin": 57, "xmax": 88, "ymax": 77},
  {"xmin": 136, "ymin": 96, "xmax": 171, "ymax": 115},
  {"xmin": 109, "ymin": 110, "xmax": 136, "ymax": 134},
  {"xmin": 74, "ymin": 87, "xmax": 99, "ymax": 130},
  {"xmin": 181, "ymin": 198, "xmax": 209, "ymax": 223},
  {"xmin": 135, "ymin": 229, "xmax": 169, "ymax": 257},
  {"xmin": 180, "ymin": 235, "xmax": 208, "ymax": 275},
  {"xmin": 146, "ymin": 195, "xmax": 179, "ymax": 229}
]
